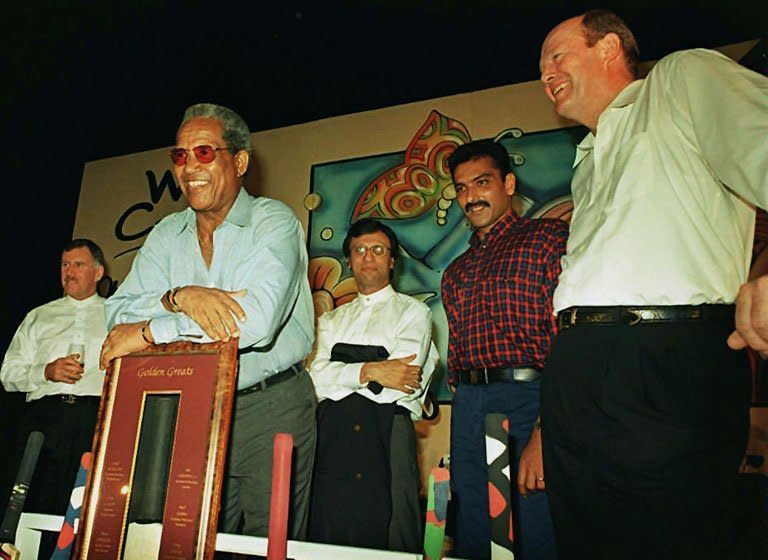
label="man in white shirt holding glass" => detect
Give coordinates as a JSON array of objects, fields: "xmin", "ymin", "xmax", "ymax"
[{"xmin": 1, "ymin": 239, "xmax": 107, "ymax": 514}]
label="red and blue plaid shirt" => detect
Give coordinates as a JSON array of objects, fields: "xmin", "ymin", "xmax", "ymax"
[{"xmin": 442, "ymin": 212, "xmax": 569, "ymax": 384}]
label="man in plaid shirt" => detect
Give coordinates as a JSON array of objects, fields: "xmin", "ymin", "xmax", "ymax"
[{"xmin": 442, "ymin": 140, "xmax": 568, "ymax": 560}]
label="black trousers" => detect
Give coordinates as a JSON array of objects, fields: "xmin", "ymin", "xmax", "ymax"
[
  {"xmin": 309, "ymin": 395, "xmax": 422, "ymax": 552},
  {"xmin": 13, "ymin": 395, "xmax": 100, "ymax": 515},
  {"xmin": 541, "ymin": 319, "xmax": 750, "ymax": 560}
]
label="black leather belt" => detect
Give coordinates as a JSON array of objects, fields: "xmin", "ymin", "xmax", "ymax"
[
  {"xmin": 457, "ymin": 367, "xmax": 542, "ymax": 385},
  {"xmin": 557, "ymin": 304, "xmax": 734, "ymax": 331},
  {"xmin": 237, "ymin": 363, "xmax": 302, "ymax": 396},
  {"xmin": 39, "ymin": 394, "xmax": 99, "ymax": 405}
]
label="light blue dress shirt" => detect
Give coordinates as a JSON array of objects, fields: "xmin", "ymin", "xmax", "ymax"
[{"xmin": 106, "ymin": 188, "xmax": 314, "ymax": 390}]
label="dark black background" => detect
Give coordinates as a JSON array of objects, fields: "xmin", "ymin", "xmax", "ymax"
[
  {"xmin": 2, "ymin": 1, "xmax": 765, "ymax": 345},
  {"xmin": 0, "ymin": 0, "xmax": 765, "ymax": 494}
]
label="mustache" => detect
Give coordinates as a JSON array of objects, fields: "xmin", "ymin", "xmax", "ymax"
[{"xmin": 464, "ymin": 200, "xmax": 490, "ymax": 213}]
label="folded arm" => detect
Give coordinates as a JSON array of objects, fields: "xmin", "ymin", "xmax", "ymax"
[
  {"xmin": 104, "ymin": 207, "xmax": 308, "ymax": 364},
  {"xmin": 310, "ymin": 302, "xmax": 437, "ymax": 407},
  {"xmin": 1, "ymin": 313, "xmax": 85, "ymax": 390}
]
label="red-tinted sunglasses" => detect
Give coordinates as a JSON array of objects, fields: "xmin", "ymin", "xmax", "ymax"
[{"xmin": 169, "ymin": 145, "xmax": 231, "ymax": 166}]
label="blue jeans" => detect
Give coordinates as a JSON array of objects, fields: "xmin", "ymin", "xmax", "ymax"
[{"xmin": 451, "ymin": 381, "xmax": 557, "ymax": 560}]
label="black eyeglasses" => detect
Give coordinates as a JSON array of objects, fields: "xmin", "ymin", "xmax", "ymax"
[{"xmin": 169, "ymin": 145, "xmax": 231, "ymax": 166}]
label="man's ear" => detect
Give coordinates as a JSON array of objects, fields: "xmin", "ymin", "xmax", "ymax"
[
  {"xmin": 235, "ymin": 150, "xmax": 250, "ymax": 177},
  {"xmin": 504, "ymin": 172, "xmax": 516, "ymax": 197},
  {"xmin": 95, "ymin": 265, "xmax": 105, "ymax": 283},
  {"xmin": 598, "ymin": 32, "xmax": 623, "ymax": 67}
]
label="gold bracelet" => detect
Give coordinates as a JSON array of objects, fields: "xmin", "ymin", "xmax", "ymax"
[
  {"xmin": 162, "ymin": 287, "xmax": 183, "ymax": 313},
  {"xmin": 141, "ymin": 320, "xmax": 153, "ymax": 345},
  {"xmin": 168, "ymin": 287, "xmax": 183, "ymax": 313},
  {"xmin": 161, "ymin": 290, "xmax": 174, "ymax": 312}
]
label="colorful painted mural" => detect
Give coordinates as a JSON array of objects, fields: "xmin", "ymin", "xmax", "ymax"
[{"xmin": 305, "ymin": 110, "xmax": 586, "ymax": 400}]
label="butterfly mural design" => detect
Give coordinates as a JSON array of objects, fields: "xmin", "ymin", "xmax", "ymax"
[{"xmin": 351, "ymin": 110, "xmax": 471, "ymax": 226}]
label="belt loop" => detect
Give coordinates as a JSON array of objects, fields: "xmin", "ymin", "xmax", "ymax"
[
  {"xmin": 483, "ymin": 367, "xmax": 488, "ymax": 384},
  {"xmin": 691, "ymin": 306, "xmax": 702, "ymax": 320},
  {"xmin": 570, "ymin": 308, "xmax": 578, "ymax": 326}
]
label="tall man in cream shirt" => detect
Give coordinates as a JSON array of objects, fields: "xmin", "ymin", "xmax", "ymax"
[
  {"xmin": 308, "ymin": 218, "xmax": 437, "ymax": 552},
  {"xmin": 1, "ymin": 239, "xmax": 107, "ymax": 514},
  {"xmin": 538, "ymin": 10, "xmax": 768, "ymax": 559}
]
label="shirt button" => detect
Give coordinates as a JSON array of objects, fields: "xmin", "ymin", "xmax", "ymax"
[
  {"xmin": 353, "ymin": 424, "xmax": 361, "ymax": 432},
  {"xmin": 354, "ymin": 472, "xmax": 363, "ymax": 480}
]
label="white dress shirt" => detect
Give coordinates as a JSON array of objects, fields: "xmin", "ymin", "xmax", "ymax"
[
  {"xmin": 309, "ymin": 284, "xmax": 439, "ymax": 420},
  {"xmin": 554, "ymin": 49, "xmax": 768, "ymax": 312},
  {"xmin": 1, "ymin": 294, "xmax": 107, "ymax": 401}
]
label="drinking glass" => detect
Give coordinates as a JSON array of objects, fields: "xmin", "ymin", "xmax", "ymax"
[{"xmin": 68, "ymin": 343, "xmax": 85, "ymax": 366}]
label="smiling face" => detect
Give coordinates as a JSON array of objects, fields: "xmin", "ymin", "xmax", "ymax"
[
  {"xmin": 453, "ymin": 155, "xmax": 515, "ymax": 239},
  {"xmin": 539, "ymin": 17, "xmax": 607, "ymax": 129},
  {"xmin": 173, "ymin": 117, "xmax": 249, "ymax": 226},
  {"xmin": 61, "ymin": 246, "xmax": 104, "ymax": 300},
  {"xmin": 348, "ymin": 231, "xmax": 395, "ymax": 295}
]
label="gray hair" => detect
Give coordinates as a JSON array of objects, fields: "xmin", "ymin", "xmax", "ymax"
[{"xmin": 180, "ymin": 103, "xmax": 253, "ymax": 153}]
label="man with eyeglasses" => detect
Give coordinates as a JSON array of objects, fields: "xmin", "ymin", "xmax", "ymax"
[
  {"xmin": 101, "ymin": 103, "xmax": 316, "ymax": 539},
  {"xmin": 307, "ymin": 218, "xmax": 438, "ymax": 552},
  {"xmin": 442, "ymin": 140, "xmax": 568, "ymax": 560}
]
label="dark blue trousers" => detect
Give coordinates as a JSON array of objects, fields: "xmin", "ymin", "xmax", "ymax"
[{"xmin": 451, "ymin": 381, "xmax": 557, "ymax": 560}]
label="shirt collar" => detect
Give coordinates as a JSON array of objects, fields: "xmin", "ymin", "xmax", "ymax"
[
  {"xmin": 65, "ymin": 293, "xmax": 103, "ymax": 307},
  {"xmin": 177, "ymin": 187, "xmax": 251, "ymax": 234},
  {"xmin": 469, "ymin": 211, "xmax": 519, "ymax": 248},
  {"xmin": 610, "ymin": 78, "xmax": 643, "ymax": 108},
  {"xmin": 573, "ymin": 79, "xmax": 644, "ymax": 168},
  {"xmin": 573, "ymin": 133, "xmax": 594, "ymax": 168},
  {"xmin": 355, "ymin": 284, "xmax": 395, "ymax": 307},
  {"xmin": 225, "ymin": 188, "xmax": 253, "ymax": 227}
]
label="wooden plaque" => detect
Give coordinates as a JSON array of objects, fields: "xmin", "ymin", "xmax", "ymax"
[{"xmin": 73, "ymin": 340, "xmax": 238, "ymax": 560}]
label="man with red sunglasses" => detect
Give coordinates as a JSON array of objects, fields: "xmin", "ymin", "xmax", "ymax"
[{"xmin": 101, "ymin": 103, "xmax": 316, "ymax": 539}]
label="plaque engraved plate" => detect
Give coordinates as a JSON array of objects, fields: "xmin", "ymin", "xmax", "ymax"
[{"xmin": 74, "ymin": 340, "xmax": 238, "ymax": 560}]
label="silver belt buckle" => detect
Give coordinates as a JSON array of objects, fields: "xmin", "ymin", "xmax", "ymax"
[
  {"xmin": 627, "ymin": 308, "xmax": 643, "ymax": 326},
  {"xmin": 513, "ymin": 368, "xmax": 542, "ymax": 383},
  {"xmin": 61, "ymin": 394, "xmax": 77, "ymax": 405}
]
